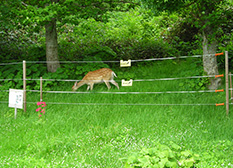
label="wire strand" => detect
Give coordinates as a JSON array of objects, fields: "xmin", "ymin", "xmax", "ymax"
[
  {"xmin": 29, "ymin": 102, "xmax": 217, "ymax": 106},
  {"xmin": 0, "ymin": 101, "xmax": 220, "ymax": 106},
  {"xmin": 0, "ymin": 54, "xmax": 216, "ymax": 66},
  {"xmin": 23, "ymin": 89, "xmax": 217, "ymax": 94},
  {"xmin": 0, "ymin": 74, "xmax": 217, "ymax": 82}
]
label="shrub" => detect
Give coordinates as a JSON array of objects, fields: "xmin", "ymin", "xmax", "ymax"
[
  {"xmin": 123, "ymin": 142, "xmax": 200, "ymax": 168},
  {"xmin": 0, "ymin": 60, "xmax": 109, "ymax": 91}
]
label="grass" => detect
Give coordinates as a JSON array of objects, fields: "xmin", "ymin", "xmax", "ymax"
[{"xmin": 1, "ymin": 58, "xmax": 233, "ymax": 167}]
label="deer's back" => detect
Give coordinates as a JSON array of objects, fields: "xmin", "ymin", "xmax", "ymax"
[{"xmin": 83, "ymin": 68, "xmax": 113, "ymax": 82}]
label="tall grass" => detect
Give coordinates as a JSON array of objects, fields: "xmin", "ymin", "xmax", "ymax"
[{"xmin": 0, "ymin": 59, "xmax": 233, "ymax": 167}]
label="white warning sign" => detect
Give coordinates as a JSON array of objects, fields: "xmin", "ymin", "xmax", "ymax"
[
  {"xmin": 121, "ymin": 79, "xmax": 133, "ymax": 86},
  {"xmin": 120, "ymin": 60, "xmax": 131, "ymax": 67},
  {"xmin": 9, "ymin": 89, "xmax": 24, "ymax": 109}
]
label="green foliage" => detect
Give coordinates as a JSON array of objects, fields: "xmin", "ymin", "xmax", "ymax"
[
  {"xmin": 166, "ymin": 20, "xmax": 200, "ymax": 57},
  {"xmin": 140, "ymin": 0, "xmax": 226, "ymax": 30},
  {"xmin": 84, "ymin": 46, "xmax": 117, "ymax": 61},
  {"xmin": 140, "ymin": 0, "xmax": 232, "ymax": 74},
  {"xmin": 178, "ymin": 59, "xmax": 210, "ymax": 90},
  {"xmin": 196, "ymin": 140, "xmax": 233, "ymax": 167},
  {"xmin": 218, "ymin": 6, "xmax": 233, "ymax": 69},
  {"xmin": 3, "ymin": 0, "xmax": 138, "ymax": 30},
  {"xmin": 0, "ymin": 64, "xmax": 45, "ymax": 91},
  {"xmin": 57, "ymin": 9, "xmax": 179, "ymax": 62},
  {"xmin": 0, "ymin": 61, "xmax": 109, "ymax": 91},
  {"xmin": 1, "ymin": 0, "xmax": 231, "ymax": 96},
  {"xmin": 1, "ymin": 4, "xmax": 194, "ymax": 67},
  {"xmin": 1, "ymin": 0, "xmax": 231, "ymax": 73},
  {"xmin": 117, "ymin": 70, "xmax": 136, "ymax": 81},
  {"xmin": 123, "ymin": 142, "xmax": 200, "ymax": 168}
]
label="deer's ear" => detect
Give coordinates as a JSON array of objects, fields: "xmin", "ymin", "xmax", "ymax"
[{"xmin": 74, "ymin": 81, "xmax": 77, "ymax": 86}]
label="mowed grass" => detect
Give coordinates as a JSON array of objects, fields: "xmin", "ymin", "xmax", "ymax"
[{"xmin": 1, "ymin": 59, "xmax": 233, "ymax": 167}]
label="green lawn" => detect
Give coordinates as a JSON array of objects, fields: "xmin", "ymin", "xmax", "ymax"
[{"xmin": 0, "ymin": 59, "xmax": 233, "ymax": 167}]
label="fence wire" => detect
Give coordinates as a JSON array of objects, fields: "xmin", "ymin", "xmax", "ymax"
[
  {"xmin": 1, "ymin": 89, "xmax": 218, "ymax": 94},
  {"xmin": 0, "ymin": 74, "xmax": 220, "ymax": 82},
  {"xmin": 28, "ymin": 102, "xmax": 219, "ymax": 106},
  {"xmin": 0, "ymin": 101, "xmax": 224, "ymax": 106},
  {"xmin": 0, "ymin": 54, "xmax": 217, "ymax": 66}
]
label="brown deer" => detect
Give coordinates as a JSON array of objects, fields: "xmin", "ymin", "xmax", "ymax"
[{"xmin": 72, "ymin": 68, "xmax": 119, "ymax": 91}]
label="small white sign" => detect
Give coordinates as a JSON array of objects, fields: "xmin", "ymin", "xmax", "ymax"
[
  {"xmin": 120, "ymin": 60, "xmax": 131, "ymax": 67},
  {"xmin": 121, "ymin": 79, "xmax": 133, "ymax": 86},
  {"xmin": 9, "ymin": 89, "xmax": 24, "ymax": 109}
]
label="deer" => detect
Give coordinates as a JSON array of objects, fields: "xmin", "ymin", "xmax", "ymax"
[{"xmin": 72, "ymin": 68, "xmax": 119, "ymax": 91}]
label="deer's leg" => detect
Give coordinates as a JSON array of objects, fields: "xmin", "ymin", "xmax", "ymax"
[
  {"xmin": 87, "ymin": 85, "xmax": 90, "ymax": 90},
  {"xmin": 104, "ymin": 80, "xmax": 111, "ymax": 90},
  {"xmin": 110, "ymin": 80, "xmax": 119, "ymax": 89},
  {"xmin": 90, "ymin": 83, "xmax": 94, "ymax": 90}
]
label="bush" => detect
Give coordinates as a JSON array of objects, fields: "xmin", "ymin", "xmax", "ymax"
[
  {"xmin": 123, "ymin": 142, "xmax": 200, "ymax": 168},
  {"xmin": 0, "ymin": 60, "xmax": 109, "ymax": 91}
]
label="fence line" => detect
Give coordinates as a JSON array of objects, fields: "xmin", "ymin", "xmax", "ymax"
[
  {"xmin": 0, "ymin": 89, "xmax": 224, "ymax": 95},
  {"xmin": 36, "ymin": 102, "xmax": 222, "ymax": 106},
  {"xmin": 0, "ymin": 74, "xmax": 223, "ymax": 82},
  {"xmin": 0, "ymin": 53, "xmax": 219, "ymax": 66},
  {"xmin": 16, "ymin": 89, "xmax": 223, "ymax": 94},
  {"xmin": 0, "ymin": 52, "xmax": 228, "ymax": 114},
  {"xmin": 26, "ymin": 102, "xmax": 222, "ymax": 106},
  {"xmin": 134, "ymin": 75, "xmax": 222, "ymax": 81},
  {"xmin": 0, "ymin": 101, "xmax": 224, "ymax": 106},
  {"xmin": 0, "ymin": 62, "xmax": 23, "ymax": 66}
]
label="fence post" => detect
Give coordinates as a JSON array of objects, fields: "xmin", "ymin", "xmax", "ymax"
[
  {"xmin": 23, "ymin": 60, "xmax": 26, "ymax": 112},
  {"xmin": 225, "ymin": 51, "xmax": 229, "ymax": 116},
  {"xmin": 230, "ymin": 72, "xmax": 232, "ymax": 102},
  {"xmin": 40, "ymin": 77, "xmax": 43, "ymax": 102}
]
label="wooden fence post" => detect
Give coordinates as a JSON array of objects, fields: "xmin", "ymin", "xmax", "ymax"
[
  {"xmin": 40, "ymin": 77, "xmax": 43, "ymax": 102},
  {"xmin": 230, "ymin": 72, "xmax": 232, "ymax": 102},
  {"xmin": 225, "ymin": 51, "xmax": 229, "ymax": 116},
  {"xmin": 23, "ymin": 60, "xmax": 26, "ymax": 112}
]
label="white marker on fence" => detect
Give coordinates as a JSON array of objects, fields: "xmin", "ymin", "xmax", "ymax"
[
  {"xmin": 121, "ymin": 79, "xmax": 133, "ymax": 86},
  {"xmin": 120, "ymin": 60, "xmax": 131, "ymax": 67},
  {"xmin": 8, "ymin": 89, "xmax": 24, "ymax": 119}
]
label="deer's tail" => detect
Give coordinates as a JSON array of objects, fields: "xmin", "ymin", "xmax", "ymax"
[{"xmin": 112, "ymin": 71, "xmax": 117, "ymax": 78}]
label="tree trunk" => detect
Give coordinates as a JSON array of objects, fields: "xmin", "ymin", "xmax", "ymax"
[
  {"xmin": 202, "ymin": 30, "xmax": 221, "ymax": 89},
  {"xmin": 45, "ymin": 18, "xmax": 60, "ymax": 73}
]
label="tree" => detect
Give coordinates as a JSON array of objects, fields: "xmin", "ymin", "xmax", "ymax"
[
  {"xmin": 140, "ymin": 0, "xmax": 228, "ymax": 89},
  {"xmin": 1, "ymin": 0, "xmax": 137, "ymax": 72}
]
